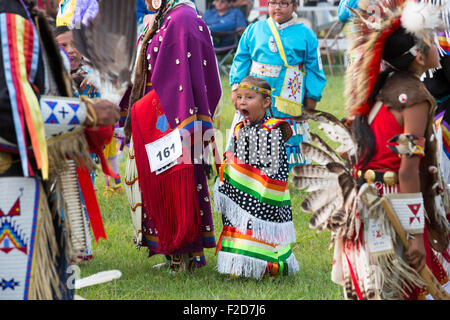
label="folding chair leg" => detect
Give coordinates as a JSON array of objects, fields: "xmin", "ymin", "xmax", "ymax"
[
  {"xmin": 217, "ymin": 50, "xmax": 234, "ymax": 75},
  {"xmin": 326, "ymin": 49, "xmax": 333, "ymax": 76},
  {"xmin": 339, "ymin": 53, "xmax": 345, "ymax": 74}
]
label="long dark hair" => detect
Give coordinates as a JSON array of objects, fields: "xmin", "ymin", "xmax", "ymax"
[{"xmin": 353, "ymin": 27, "xmax": 425, "ymax": 168}]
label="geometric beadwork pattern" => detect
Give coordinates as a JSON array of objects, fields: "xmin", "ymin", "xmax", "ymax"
[
  {"xmin": 40, "ymin": 96, "xmax": 87, "ymax": 140},
  {"xmin": 281, "ymin": 68, "xmax": 303, "ymax": 104},
  {"xmin": 0, "ymin": 178, "xmax": 40, "ymax": 300}
]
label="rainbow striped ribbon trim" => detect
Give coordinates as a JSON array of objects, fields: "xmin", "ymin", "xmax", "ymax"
[
  {"xmin": 438, "ymin": 33, "xmax": 450, "ymax": 55},
  {"xmin": 436, "ymin": 111, "xmax": 450, "ymax": 160},
  {"xmin": 220, "ymin": 226, "xmax": 292, "ymax": 273},
  {"xmin": 143, "ymin": 84, "xmax": 214, "ymax": 137},
  {"xmin": 176, "ymin": 114, "xmax": 214, "ymax": 133},
  {"xmin": 0, "ymin": 13, "xmax": 48, "ymax": 179},
  {"xmin": 220, "ymin": 151, "xmax": 291, "ymax": 207}
]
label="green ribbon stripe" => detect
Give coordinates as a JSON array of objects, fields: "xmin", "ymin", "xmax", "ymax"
[
  {"xmin": 221, "ymin": 239, "xmax": 293, "ymax": 264},
  {"xmin": 223, "ymin": 170, "xmax": 291, "ymax": 207}
]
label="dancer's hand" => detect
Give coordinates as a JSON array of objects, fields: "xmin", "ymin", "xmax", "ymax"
[
  {"xmin": 71, "ymin": 70, "xmax": 87, "ymax": 89},
  {"xmin": 80, "ymin": 77, "xmax": 98, "ymax": 96},
  {"xmin": 92, "ymin": 100, "xmax": 120, "ymax": 127},
  {"xmin": 232, "ymin": 89, "xmax": 238, "ymax": 109},
  {"xmin": 406, "ymin": 234, "xmax": 426, "ymax": 272},
  {"xmin": 303, "ymin": 98, "xmax": 317, "ymax": 111}
]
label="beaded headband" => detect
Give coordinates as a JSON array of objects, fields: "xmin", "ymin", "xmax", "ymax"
[{"xmin": 237, "ymin": 84, "xmax": 273, "ymax": 96}]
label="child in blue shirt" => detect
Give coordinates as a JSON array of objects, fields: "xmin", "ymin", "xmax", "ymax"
[
  {"xmin": 229, "ymin": 0, "xmax": 327, "ymax": 170},
  {"xmin": 337, "ymin": 0, "xmax": 359, "ymax": 23}
]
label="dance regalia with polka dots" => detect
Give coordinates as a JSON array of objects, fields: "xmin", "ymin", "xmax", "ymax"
[{"xmin": 214, "ymin": 115, "xmax": 299, "ymax": 279}]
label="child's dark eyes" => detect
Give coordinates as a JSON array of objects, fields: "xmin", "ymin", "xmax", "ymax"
[{"xmin": 238, "ymin": 95, "xmax": 255, "ymax": 100}]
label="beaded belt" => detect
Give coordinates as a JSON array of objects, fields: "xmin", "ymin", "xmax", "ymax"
[
  {"xmin": 356, "ymin": 169, "xmax": 398, "ymax": 186},
  {"xmin": 250, "ymin": 61, "xmax": 282, "ymax": 78}
]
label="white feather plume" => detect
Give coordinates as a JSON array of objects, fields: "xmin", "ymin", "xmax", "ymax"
[
  {"xmin": 416, "ymin": 0, "xmax": 450, "ymax": 37},
  {"xmin": 74, "ymin": 270, "xmax": 122, "ymax": 289},
  {"xmin": 72, "ymin": 0, "xmax": 137, "ymax": 104},
  {"xmin": 401, "ymin": 1, "xmax": 443, "ymax": 39}
]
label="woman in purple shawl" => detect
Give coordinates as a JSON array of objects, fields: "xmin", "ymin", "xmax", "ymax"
[{"xmin": 123, "ymin": 0, "xmax": 222, "ymax": 273}]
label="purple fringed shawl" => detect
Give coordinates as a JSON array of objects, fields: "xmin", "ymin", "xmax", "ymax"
[
  {"xmin": 146, "ymin": 5, "xmax": 222, "ymax": 134},
  {"xmin": 134, "ymin": 4, "xmax": 222, "ymax": 262}
]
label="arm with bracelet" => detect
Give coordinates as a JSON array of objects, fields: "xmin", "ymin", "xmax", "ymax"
[{"xmin": 391, "ymin": 101, "xmax": 430, "ymax": 272}]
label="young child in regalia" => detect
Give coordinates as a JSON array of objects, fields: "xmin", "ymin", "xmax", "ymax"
[
  {"xmin": 291, "ymin": 0, "xmax": 450, "ymax": 300},
  {"xmin": 214, "ymin": 76, "xmax": 299, "ymax": 279}
]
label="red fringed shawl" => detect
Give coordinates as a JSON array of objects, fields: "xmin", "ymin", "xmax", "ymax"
[
  {"xmin": 84, "ymin": 125, "xmax": 119, "ymax": 179},
  {"xmin": 131, "ymin": 90, "xmax": 201, "ymax": 253}
]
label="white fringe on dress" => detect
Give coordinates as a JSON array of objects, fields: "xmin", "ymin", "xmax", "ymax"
[
  {"xmin": 213, "ymin": 180, "xmax": 296, "ymax": 245},
  {"xmin": 216, "ymin": 250, "xmax": 299, "ymax": 280}
]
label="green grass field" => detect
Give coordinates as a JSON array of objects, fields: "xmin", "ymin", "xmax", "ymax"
[{"xmin": 76, "ymin": 73, "xmax": 347, "ymax": 300}]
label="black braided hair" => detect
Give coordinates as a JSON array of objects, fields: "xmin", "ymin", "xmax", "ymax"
[
  {"xmin": 140, "ymin": 0, "xmax": 169, "ymax": 80},
  {"xmin": 125, "ymin": 0, "xmax": 169, "ymax": 143}
]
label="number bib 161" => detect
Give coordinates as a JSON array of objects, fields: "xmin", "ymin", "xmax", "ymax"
[{"xmin": 145, "ymin": 129, "xmax": 183, "ymax": 173}]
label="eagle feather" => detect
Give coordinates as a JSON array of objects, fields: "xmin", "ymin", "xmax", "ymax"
[
  {"xmin": 309, "ymin": 132, "xmax": 344, "ymax": 164},
  {"xmin": 292, "ymin": 108, "xmax": 359, "ymax": 237}
]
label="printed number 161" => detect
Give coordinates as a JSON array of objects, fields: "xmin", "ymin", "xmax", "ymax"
[{"xmin": 157, "ymin": 143, "xmax": 176, "ymax": 161}]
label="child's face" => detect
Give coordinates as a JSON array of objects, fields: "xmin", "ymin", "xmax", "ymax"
[
  {"xmin": 268, "ymin": 1, "xmax": 297, "ymax": 25},
  {"xmin": 55, "ymin": 31, "xmax": 83, "ymax": 72},
  {"xmin": 236, "ymin": 83, "xmax": 271, "ymax": 125}
]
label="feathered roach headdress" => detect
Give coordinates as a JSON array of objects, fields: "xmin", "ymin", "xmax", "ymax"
[{"xmin": 345, "ymin": 0, "xmax": 447, "ymax": 117}]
